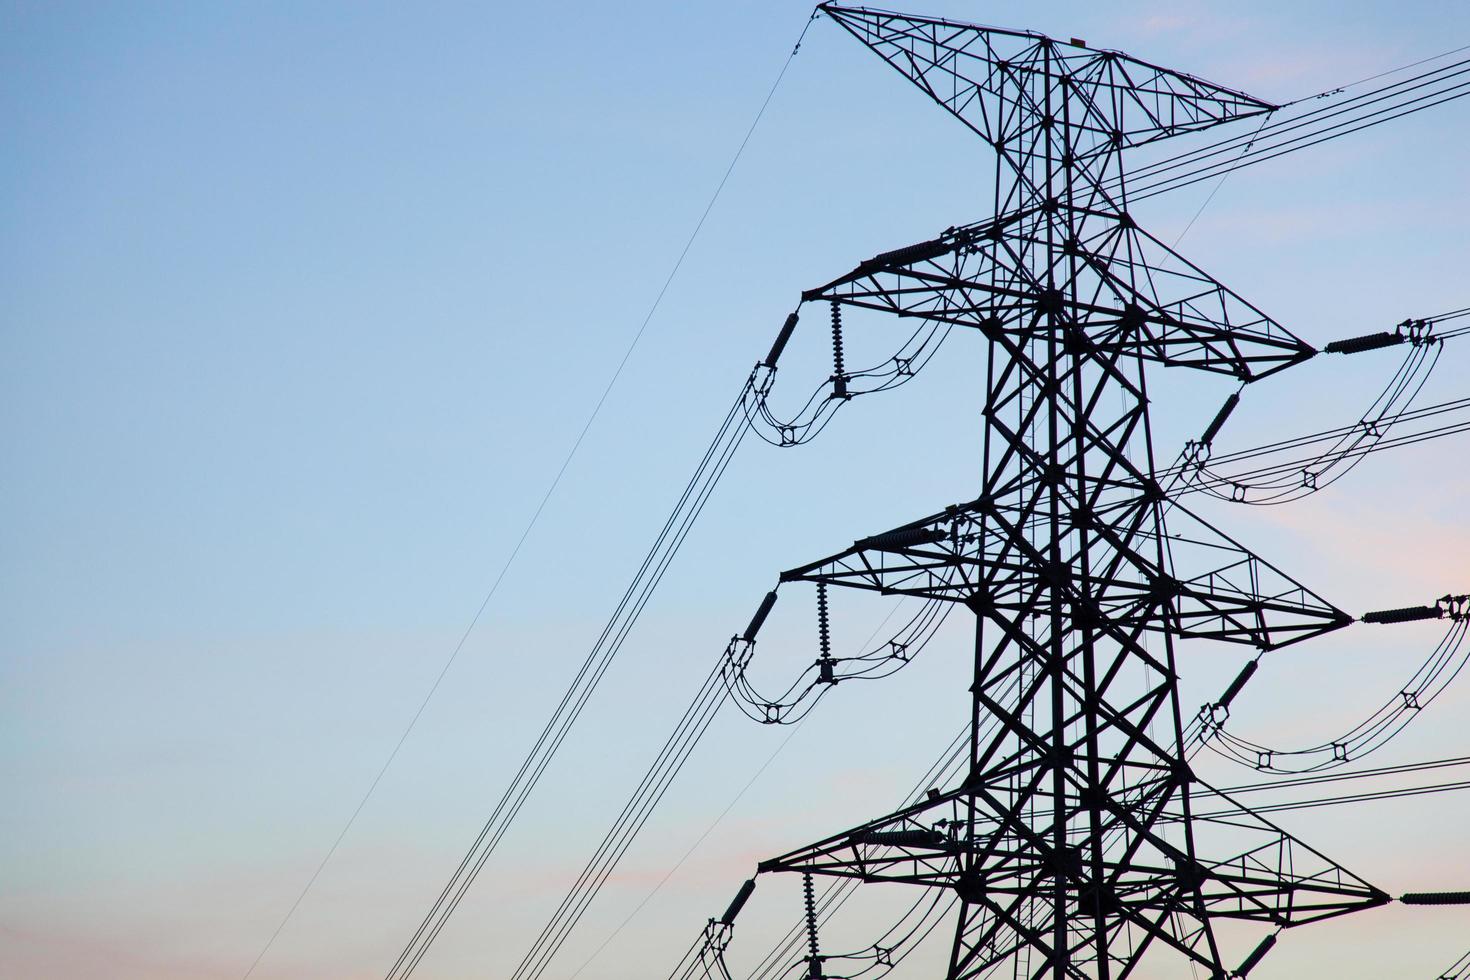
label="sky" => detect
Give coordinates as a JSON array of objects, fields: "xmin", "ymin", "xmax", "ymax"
[{"xmin": 3, "ymin": 1, "xmax": 1469, "ymax": 978}]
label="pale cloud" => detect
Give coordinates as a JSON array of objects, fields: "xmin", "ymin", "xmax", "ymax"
[
  {"xmin": 1113, "ymin": 5, "xmax": 1414, "ymax": 105},
  {"xmin": 1120, "ymin": 3, "xmax": 1256, "ymax": 46},
  {"xmin": 1218, "ymin": 41, "xmax": 1405, "ymax": 97},
  {"xmin": 1250, "ymin": 491, "xmax": 1470, "ymax": 595}
]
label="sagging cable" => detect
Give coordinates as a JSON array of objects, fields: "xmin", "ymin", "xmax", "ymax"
[
  {"xmin": 1174, "ymin": 318, "xmax": 1443, "ymax": 505},
  {"xmin": 724, "ymin": 586, "xmax": 955, "ymax": 726},
  {"xmin": 1160, "ymin": 397, "xmax": 1470, "ymax": 505},
  {"xmin": 1200, "ymin": 607, "xmax": 1470, "ymax": 773},
  {"xmin": 744, "ymin": 295, "xmax": 953, "ymax": 448},
  {"xmin": 1436, "ymin": 947, "xmax": 1470, "ymax": 980},
  {"xmin": 387, "ymin": 379, "xmax": 755, "ymax": 980}
]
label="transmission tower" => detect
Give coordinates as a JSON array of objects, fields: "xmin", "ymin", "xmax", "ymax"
[{"xmin": 739, "ymin": 7, "xmax": 1409, "ymax": 977}]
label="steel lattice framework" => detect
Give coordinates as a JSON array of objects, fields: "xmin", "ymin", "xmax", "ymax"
[{"xmin": 753, "ymin": 7, "xmax": 1392, "ymax": 978}]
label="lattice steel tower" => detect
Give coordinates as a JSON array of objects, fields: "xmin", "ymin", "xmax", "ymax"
[{"xmin": 751, "ymin": 7, "xmax": 1391, "ymax": 978}]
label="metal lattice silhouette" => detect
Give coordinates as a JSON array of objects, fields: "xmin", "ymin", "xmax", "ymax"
[{"xmin": 753, "ymin": 7, "xmax": 1391, "ymax": 978}]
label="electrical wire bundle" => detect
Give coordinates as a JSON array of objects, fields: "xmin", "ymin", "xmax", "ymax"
[
  {"xmin": 673, "ymin": 926, "xmax": 736, "ymax": 980},
  {"xmin": 742, "ymin": 308, "xmax": 952, "ymax": 448},
  {"xmin": 1178, "ymin": 324, "xmax": 1442, "ymax": 505},
  {"xmin": 663, "ymin": 724, "xmax": 976, "ymax": 980},
  {"xmin": 1115, "ymin": 49, "xmax": 1470, "ymax": 201},
  {"xmin": 1438, "ymin": 947, "xmax": 1470, "ymax": 980},
  {"xmin": 1201, "ymin": 603, "xmax": 1470, "ymax": 773},
  {"xmin": 680, "ymin": 883, "xmax": 956, "ymax": 980},
  {"xmin": 381, "ymin": 378, "xmax": 755, "ymax": 980},
  {"xmin": 724, "ymin": 591, "xmax": 954, "ymax": 726},
  {"xmin": 506, "ymin": 579, "xmax": 967, "ymax": 980},
  {"xmin": 1430, "ymin": 306, "xmax": 1470, "ymax": 342},
  {"xmin": 1188, "ymin": 754, "xmax": 1470, "ymax": 820},
  {"xmin": 1170, "ymin": 393, "xmax": 1470, "ymax": 505},
  {"xmin": 669, "ymin": 653, "xmax": 1058, "ymax": 980},
  {"xmin": 506, "ymin": 651, "xmax": 730, "ymax": 980},
  {"xmin": 385, "ymin": 284, "xmax": 954, "ymax": 978},
  {"xmin": 385, "ymin": 253, "xmax": 973, "ymax": 979}
]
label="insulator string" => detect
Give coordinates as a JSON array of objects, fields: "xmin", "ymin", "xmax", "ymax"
[{"xmin": 1198, "ymin": 612, "xmax": 1469, "ymax": 774}]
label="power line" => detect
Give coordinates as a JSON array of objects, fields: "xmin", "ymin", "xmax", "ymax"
[
  {"xmin": 1125, "ymin": 55, "xmax": 1470, "ymax": 187},
  {"xmin": 569, "ymin": 601, "xmax": 920, "ymax": 979},
  {"xmin": 1438, "ymin": 947, "xmax": 1470, "ymax": 980},
  {"xmin": 382, "ymin": 12, "xmax": 823, "ymax": 978},
  {"xmin": 518, "ymin": 583, "xmax": 919, "ymax": 978},
  {"xmin": 1219, "ymin": 754, "xmax": 1470, "ymax": 795},
  {"xmin": 1134, "ymin": 76, "xmax": 1470, "ymax": 199},
  {"xmin": 1190, "ymin": 778, "xmax": 1470, "ymax": 819},
  {"xmin": 1332, "ymin": 41, "xmax": 1470, "ymax": 93},
  {"xmin": 567, "ymin": 721, "xmax": 806, "ymax": 980},
  {"xmin": 1170, "ymin": 111, "xmax": 1274, "ymax": 247},
  {"xmin": 1108, "ymin": 55, "xmax": 1470, "ymax": 204},
  {"xmin": 388, "ymin": 393, "xmax": 750, "ymax": 979},
  {"xmin": 239, "ymin": 10, "xmax": 816, "ymax": 977}
]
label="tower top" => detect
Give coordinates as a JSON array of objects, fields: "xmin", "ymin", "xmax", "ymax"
[{"xmin": 821, "ymin": 4, "xmax": 1276, "ymax": 156}]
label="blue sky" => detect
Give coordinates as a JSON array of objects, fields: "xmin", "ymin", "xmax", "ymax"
[{"xmin": 3, "ymin": 2, "xmax": 1469, "ymax": 978}]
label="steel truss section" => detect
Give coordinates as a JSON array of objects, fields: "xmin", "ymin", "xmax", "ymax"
[{"xmin": 750, "ymin": 6, "xmax": 1393, "ymax": 978}]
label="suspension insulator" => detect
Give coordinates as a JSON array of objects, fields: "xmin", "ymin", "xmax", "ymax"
[
  {"xmin": 803, "ymin": 872, "xmax": 823, "ymax": 979},
  {"xmin": 1323, "ymin": 330, "xmax": 1404, "ymax": 355},
  {"xmin": 1235, "ymin": 932, "xmax": 1277, "ymax": 976},
  {"xmin": 817, "ymin": 583, "xmax": 831, "ymax": 656},
  {"xmin": 764, "ymin": 311, "xmax": 800, "ymax": 368},
  {"xmin": 743, "ymin": 590, "xmax": 779, "ymax": 642},
  {"xmin": 1401, "ymin": 890, "xmax": 1470, "ymax": 905},
  {"xmin": 817, "ymin": 582, "xmax": 836, "ymax": 684},
  {"xmin": 719, "ymin": 878, "xmax": 756, "ymax": 925},
  {"xmin": 859, "ymin": 526, "xmax": 947, "ymax": 552},
  {"xmin": 830, "ymin": 301, "xmax": 848, "ymax": 399},
  {"xmin": 864, "ymin": 236, "xmax": 955, "ymax": 271},
  {"xmin": 1361, "ymin": 604, "xmax": 1442, "ymax": 624},
  {"xmin": 1200, "ymin": 391, "xmax": 1240, "ymax": 446},
  {"xmin": 1215, "ymin": 659, "xmax": 1258, "ymax": 710}
]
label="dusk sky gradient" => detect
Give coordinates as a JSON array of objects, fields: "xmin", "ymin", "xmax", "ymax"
[{"xmin": 3, "ymin": 2, "xmax": 1469, "ymax": 978}]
